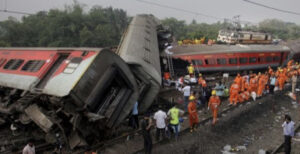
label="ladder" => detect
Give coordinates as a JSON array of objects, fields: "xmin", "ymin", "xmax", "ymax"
[{"xmin": 167, "ymin": 54, "xmax": 174, "ymax": 78}]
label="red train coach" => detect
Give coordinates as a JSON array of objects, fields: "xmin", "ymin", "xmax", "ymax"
[
  {"xmin": 169, "ymin": 44, "xmax": 291, "ymax": 73},
  {"xmin": 0, "ymin": 48, "xmax": 138, "ymax": 149}
]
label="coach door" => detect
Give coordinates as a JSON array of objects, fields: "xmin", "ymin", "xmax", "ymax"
[{"xmin": 35, "ymin": 53, "xmax": 69, "ymax": 89}]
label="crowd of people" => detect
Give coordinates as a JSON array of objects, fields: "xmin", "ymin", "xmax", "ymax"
[{"xmin": 137, "ymin": 60, "xmax": 300, "ymax": 154}]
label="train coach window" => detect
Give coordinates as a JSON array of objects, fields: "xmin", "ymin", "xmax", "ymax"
[
  {"xmin": 217, "ymin": 58, "xmax": 227, "ymax": 65},
  {"xmin": 239, "ymin": 57, "xmax": 248, "ymax": 64},
  {"xmin": 273, "ymin": 56, "xmax": 280, "ymax": 62},
  {"xmin": 64, "ymin": 57, "xmax": 83, "ymax": 74},
  {"xmin": 192, "ymin": 60, "xmax": 203, "ymax": 66},
  {"xmin": 21, "ymin": 60, "xmax": 45, "ymax": 72},
  {"xmin": 249, "ymin": 57, "xmax": 257, "ymax": 63},
  {"xmin": 3, "ymin": 59, "xmax": 24, "ymax": 70},
  {"xmin": 266, "ymin": 56, "xmax": 273, "ymax": 62},
  {"xmin": 205, "ymin": 59, "xmax": 216, "ymax": 65},
  {"xmin": 229, "ymin": 58, "xmax": 237, "ymax": 64}
]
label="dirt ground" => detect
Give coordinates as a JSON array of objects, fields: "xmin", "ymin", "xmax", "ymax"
[{"xmin": 149, "ymin": 91, "xmax": 300, "ymax": 154}]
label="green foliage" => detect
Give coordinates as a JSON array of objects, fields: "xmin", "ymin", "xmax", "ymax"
[{"xmin": 0, "ymin": 2, "xmax": 129, "ymax": 47}]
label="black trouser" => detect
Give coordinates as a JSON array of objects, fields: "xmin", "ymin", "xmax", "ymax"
[
  {"xmin": 284, "ymin": 135, "xmax": 292, "ymax": 154},
  {"xmin": 156, "ymin": 127, "xmax": 165, "ymax": 141},
  {"xmin": 143, "ymin": 133, "xmax": 152, "ymax": 154},
  {"xmin": 269, "ymin": 85, "xmax": 275, "ymax": 94},
  {"xmin": 129, "ymin": 115, "xmax": 139, "ymax": 129}
]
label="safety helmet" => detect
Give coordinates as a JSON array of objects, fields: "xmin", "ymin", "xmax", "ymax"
[
  {"xmin": 199, "ymin": 73, "xmax": 202, "ymax": 77},
  {"xmin": 279, "ymin": 69, "xmax": 283, "ymax": 72},
  {"xmin": 211, "ymin": 90, "xmax": 216, "ymax": 96},
  {"xmin": 189, "ymin": 95, "xmax": 196, "ymax": 101}
]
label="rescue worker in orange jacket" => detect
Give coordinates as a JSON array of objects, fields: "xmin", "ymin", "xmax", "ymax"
[
  {"xmin": 249, "ymin": 74, "xmax": 258, "ymax": 93},
  {"xmin": 229, "ymin": 80, "xmax": 239, "ymax": 105},
  {"xmin": 243, "ymin": 90, "xmax": 250, "ymax": 101},
  {"xmin": 234, "ymin": 73, "xmax": 242, "ymax": 92},
  {"xmin": 278, "ymin": 69, "xmax": 286, "ymax": 91},
  {"xmin": 208, "ymin": 90, "xmax": 221, "ymax": 125},
  {"xmin": 257, "ymin": 75, "xmax": 265, "ymax": 97},
  {"xmin": 238, "ymin": 92, "xmax": 245, "ymax": 103},
  {"xmin": 188, "ymin": 96, "xmax": 199, "ymax": 132},
  {"xmin": 198, "ymin": 74, "xmax": 207, "ymax": 88},
  {"xmin": 268, "ymin": 66, "xmax": 273, "ymax": 76},
  {"xmin": 287, "ymin": 60, "xmax": 294, "ymax": 67}
]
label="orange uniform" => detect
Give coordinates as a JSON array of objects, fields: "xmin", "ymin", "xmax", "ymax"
[
  {"xmin": 208, "ymin": 95, "xmax": 221, "ymax": 124},
  {"xmin": 257, "ymin": 76, "xmax": 265, "ymax": 97},
  {"xmin": 198, "ymin": 77, "xmax": 207, "ymax": 88},
  {"xmin": 278, "ymin": 72, "xmax": 286, "ymax": 90},
  {"xmin": 249, "ymin": 77, "xmax": 258, "ymax": 93},
  {"xmin": 238, "ymin": 93, "xmax": 245, "ymax": 103},
  {"xmin": 234, "ymin": 75, "xmax": 242, "ymax": 92},
  {"xmin": 229, "ymin": 82, "xmax": 239, "ymax": 105},
  {"xmin": 241, "ymin": 76, "xmax": 246, "ymax": 92},
  {"xmin": 188, "ymin": 102, "xmax": 199, "ymax": 127},
  {"xmin": 287, "ymin": 60, "xmax": 294, "ymax": 67},
  {"xmin": 243, "ymin": 91, "xmax": 250, "ymax": 101}
]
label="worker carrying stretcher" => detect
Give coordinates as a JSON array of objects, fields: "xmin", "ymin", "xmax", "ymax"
[{"xmin": 208, "ymin": 90, "xmax": 221, "ymax": 125}]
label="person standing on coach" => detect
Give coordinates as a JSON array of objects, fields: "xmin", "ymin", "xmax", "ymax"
[
  {"xmin": 141, "ymin": 113, "xmax": 153, "ymax": 154},
  {"xmin": 282, "ymin": 115, "xmax": 295, "ymax": 154}
]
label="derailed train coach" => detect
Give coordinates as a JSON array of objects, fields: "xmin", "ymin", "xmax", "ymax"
[
  {"xmin": 117, "ymin": 14, "xmax": 172, "ymax": 113},
  {"xmin": 0, "ymin": 48, "xmax": 139, "ymax": 148},
  {"xmin": 0, "ymin": 14, "xmax": 171, "ymax": 150}
]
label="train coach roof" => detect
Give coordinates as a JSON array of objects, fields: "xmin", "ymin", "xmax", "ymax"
[
  {"xmin": 169, "ymin": 44, "xmax": 290, "ymax": 55},
  {"xmin": 0, "ymin": 47, "xmax": 104, "ymax": 51}
]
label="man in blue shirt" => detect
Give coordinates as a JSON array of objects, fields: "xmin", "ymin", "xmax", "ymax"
[
  {"xmin": 129, "ymin": 102, "xmax": 139, "ymax": 129},
  {"xmin": 282, "ymin": 115, "xmax": 295, "ymax": 154}
]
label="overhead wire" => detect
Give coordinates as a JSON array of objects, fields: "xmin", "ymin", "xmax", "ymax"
[
  {"xmin": 243, "ymin": 0, "xmax": 300, "ymax": 16},
  {"xmin": 135, "ymin": 0, "xmax": 255, "ymax": 25}
]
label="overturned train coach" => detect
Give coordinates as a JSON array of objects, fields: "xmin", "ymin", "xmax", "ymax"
[{"xmin": 0, "ymin": 15, "xmax": 171, "ymax": 149}]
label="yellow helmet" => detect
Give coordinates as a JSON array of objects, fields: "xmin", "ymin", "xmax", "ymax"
[
  {"xmin": 189, "ymin": 95, "xmax": 195, "ymax": 101},
  {"xmin": 211, "ymin": 90, "xmax": 216, "ymax": 95},
  {"xmin": 199, "ymin": 73, "xmax": 202, "ymax": 77}
]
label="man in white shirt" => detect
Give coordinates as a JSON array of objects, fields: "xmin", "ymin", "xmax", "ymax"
[
  {"xmin": 154, "ymin": 107, "xmax": 167, "ymax": 141},
  {"xmin": 181, "ymin": 84, "xmax": 191, "ymax": 111},
  {"xmin": 22, "ymin": 139, "xmax": 35, "ymax": 154},
  {"xmin": 282, "ymin": 115, "xmax": 295, "ymax": 154}
]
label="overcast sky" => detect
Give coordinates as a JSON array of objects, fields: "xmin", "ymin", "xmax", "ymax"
[{"xmin": 0, "ymin": 0, "xmax": 299, "ymax": 25}]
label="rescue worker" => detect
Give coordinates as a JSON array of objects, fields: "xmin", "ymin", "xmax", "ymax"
[
  {"xmin": 198, "ymin": 74, "xmax": 207, "ymax": 88},
  {"xmin": 229, "ymin": 80, "xmax": 239, "ymax": 105},
  {"xmin": 234, "ymin": 73, "xmax": 242, "ymax": 92},
  {"xmin": 287, "ymin": 60, "xmax": 294, "ymax": 67},
  {"xmin": 268, "ymin": 66, "xmax": 273, "ymax": 76},
  {"xmin": 243, "ymin": 90, "xmax": 250, "ymax": 101},
  {"xmin": 187, "ymin": 64, "xmax": 194, "ymax": 76},
  {"xmin": 208, "ymin": 90, "xmax": 221, "ymax": 125},
  {"xmin": 257, "ymin": 74, "xmax": 265, "ymax": 97},
  {"xmin": 278, "ymin": 69, "xmax": 286, "ymax": 91},
  {"xmin": 249, "ymin": 74, "xmax": 258, "ymax": 93},
  {"xmin": 188, "ymin": 96, "xmax": 199, "ymax": 132},
  {"xmin": 238, "ymin": 92, "xmax": 244, "ymax": 104}
]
